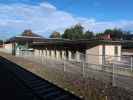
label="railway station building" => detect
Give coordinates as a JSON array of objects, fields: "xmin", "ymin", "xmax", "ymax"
[{"xmin": 2, "ymin": 30, "xmax": 121, "ymax": 65}]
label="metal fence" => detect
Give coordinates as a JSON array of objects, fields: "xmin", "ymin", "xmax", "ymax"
[{"xmin": 17, "ymin": 52, "xmax": 133, "ymax": 99}]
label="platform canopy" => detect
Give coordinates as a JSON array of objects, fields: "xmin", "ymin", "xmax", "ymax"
[{"xmin": 30, "ymin": 39, "xmax": 121, "ymax": 51}]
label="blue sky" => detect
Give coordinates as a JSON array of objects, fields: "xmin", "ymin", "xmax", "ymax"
[{"xmin": 0, "ymin": 0, "xmax": 133, "ymax": 39}]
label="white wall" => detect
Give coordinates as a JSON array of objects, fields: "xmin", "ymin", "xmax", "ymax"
[
  {"xmin": 86, "ymin": 45, "xmax": 100, "ymax": 64},
  {"xmin": 103, "ymin": 45, "xmax": 121, "ymax": 63},
  {"xmin": 86, "ymin": 45, "xmax": 121, "ymax": 65},
  {"xmin": 0, "ymin": 43, "xmax": 13, "ymax": 54},
  {"xmin": 33, "ymin": 44, "xmax": 122, "ymax": 65}
]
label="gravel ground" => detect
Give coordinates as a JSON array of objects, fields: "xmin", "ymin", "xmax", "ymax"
[{"xmin": 1, "ymin": 52, "xmax": 133, "ymax": 100}]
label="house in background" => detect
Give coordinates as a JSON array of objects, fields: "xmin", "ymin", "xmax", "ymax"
[{"xmin": 96, "ymin": 34, "xmax": 112, "ymax": 40}]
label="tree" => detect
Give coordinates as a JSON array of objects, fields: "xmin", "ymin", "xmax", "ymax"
[
  {"xmin": 113, "ymin": 28, "xmax": 124, "ymax": 39},
  {"xmin": 103, "ymin": 28, "xmax": 124, "ymax": 40},
  {"xmin": 62, "ymin": 24, "xmax": 84, "ymax": 40},
  {"xmin": 49, "ymin": 31, "xmax": 61, "ymax": 38},
  {"xmin": 62, "ymin": 29, "xmax": 72, "ymax": 39},
  {"xmin": 84, "ymin": 30, "xmax": 94, "ymax": 39},
  {"xmin": 22, "ymin": 29, "xmax": 33, "ymax": 36},
  {"xmin": 104, "ymin": 29, "xmax": 113, "ymax": 34},
  {"xmin": 0, "ymin": 40, "xmax": 3, "ymax": 45}
]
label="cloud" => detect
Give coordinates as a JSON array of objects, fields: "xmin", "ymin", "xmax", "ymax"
[
  {"xmin": 0, "ymin": 2, "xmax": 78, "ymax": 38},
  {"xmin": 40, "ymin": 2, "xmax": 56, "ymax": 11},
  {"xmin": 0, "ymin": 2, "xmax": 133, "ymax": 39},
  {"xmin": 77, "ymin": 18, "xmax": 133, "ymax": 32}
]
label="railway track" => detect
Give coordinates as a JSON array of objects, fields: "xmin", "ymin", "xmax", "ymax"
[{"xmin": 0, "ymin": 56, "xmax": 81, "ymax": 100}]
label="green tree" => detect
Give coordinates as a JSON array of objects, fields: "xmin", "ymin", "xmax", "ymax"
[
  {"xmin": 113, "ymin": 28, "xmax": 123, "ymax": 39},
  {"xmin": 62, "ymin": 24, "xmax": 84, "ymax": 40},
  {"xmin": 104, "ymin": 29, "xmax": 113, "ymax": 34},
  {"xmin": 84, "ymin": 30, "xmax": 94, "ymax": 39},
  {"xmin": 62, "ymin": 29, "xmax": 73, "ymax": 39},
  {"xmin": 49, "ymin": 31, "xmax": 61, "ymax": 38},
  {"xmin": 22, "ymin": 29, "xmax": 33, "ymax": 36},
  {"xmin": 0, "ymin": 40, "xmax": 3, "ymax": 45},
  {"xmin": 103, "ymin": 28, "xmax": 124, "ymax": 40}
]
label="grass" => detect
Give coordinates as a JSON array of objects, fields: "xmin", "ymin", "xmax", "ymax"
[{"xmin": 0, "ymin": 52, "xmax": 133, "ymax": 100}]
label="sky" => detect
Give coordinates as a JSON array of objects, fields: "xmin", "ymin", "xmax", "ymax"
[{"xmin": 0, "ymin": 0, "xmax": 133, "ymax": 39}]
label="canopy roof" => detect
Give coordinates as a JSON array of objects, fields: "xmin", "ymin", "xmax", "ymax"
[{"xmin": 30, "ymin": 39, "xmax": 121, "ymax": 51}]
